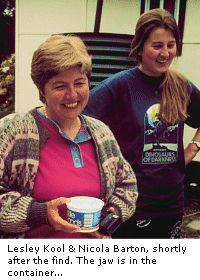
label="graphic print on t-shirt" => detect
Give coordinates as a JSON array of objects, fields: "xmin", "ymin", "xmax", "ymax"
[{"xmin": 142, "ymin": 104, "xmax": 178, "ymax": 164}]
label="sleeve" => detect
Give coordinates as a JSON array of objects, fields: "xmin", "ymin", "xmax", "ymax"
[
  {"xmin": 0, "ymin": 193, "xmax": 48, "ymax": 234},
  {"xmin": 186, "ymin": 82, "xmax": 200, "ymax": 128},
  {"xmin": 83, "ymin": 81, "xmax": 116, "ymax": 126},
  {"xmin": 103, "ymin": 152, "xmax": 138, "ymax": 223},
  {"xmin": 92, "ymin": 119, "xmax": 138, "ymax": 223},
  {"xmin": 0, "ymin": 116, "xmax": 49, "ymax": 236}
]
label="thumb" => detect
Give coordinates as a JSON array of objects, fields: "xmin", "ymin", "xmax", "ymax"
[
  {"xmin": 48, "ymin": 197, "xmax": 71, "ymax": 208},
  {"xmin": 107, "ymin": 207, "xmax": 116, "ymax": 215}
]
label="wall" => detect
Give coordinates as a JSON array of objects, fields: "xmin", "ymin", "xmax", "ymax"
[
  {"xmin": 171, "ymin": 0, "xmax": 200, "ymax": 160},
  {"xmin": 16, "ymin": 0, "xmax": 200, "ymax": 160},
  {"xmin": 16, "ymin": 0, "xmax": 141, "ymax": 112},
  {"xmin": 15, "ymin": 0, "xmax": 88, "ymax": 112}
]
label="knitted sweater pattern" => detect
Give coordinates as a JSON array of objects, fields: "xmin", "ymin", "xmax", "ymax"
[{"xmin": 0, "ymin": 108, "xmax": 137, "ymax": 238}]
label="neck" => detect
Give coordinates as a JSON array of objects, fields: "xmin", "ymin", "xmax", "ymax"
[
  {"xmin": 43, "ymin": 106, "xmax": 81, "ymax": 140},
  {"xmin": 63, "ymin": 117, "xmax": 81, "ymax": 131}
]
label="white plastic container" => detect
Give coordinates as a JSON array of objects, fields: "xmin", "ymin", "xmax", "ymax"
[{"xmin": 66, "ymin": 196, "xmax": 104, "ymax": 232}]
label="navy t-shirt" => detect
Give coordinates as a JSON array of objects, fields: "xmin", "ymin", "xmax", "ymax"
[{"xmin": 83, "ymin": 67, "xmax": 200, "ymax": 219}]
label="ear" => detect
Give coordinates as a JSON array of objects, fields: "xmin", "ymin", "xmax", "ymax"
[
  {"xmin": 39, "ymin": 88, "xmax": 46, "ymax": 103},
  {"xmin": 39, "ymin": 88, "xmax": 45, "ymax": 97}
]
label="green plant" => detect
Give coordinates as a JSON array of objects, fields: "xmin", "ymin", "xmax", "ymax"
[{"xmin": 0, "ymin": 53, "xmax": 15, "ymax": 118}]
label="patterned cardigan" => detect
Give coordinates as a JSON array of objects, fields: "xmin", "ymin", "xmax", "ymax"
[{"xmin": 0, "ymin": 108, "xmax": 138, "ymax": 238}]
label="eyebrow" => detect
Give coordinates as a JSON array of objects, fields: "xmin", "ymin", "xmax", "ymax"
[
  {"xmin": 152, "ymin": 40, "xmax": 176, "ymax": 44},
  {"xmin": 52, "ymin": 77, "xmax": 87, "ymax": 86},
  {"xmin": 51, "ymin": 81, "xmax": 65, "ymax": 86},
  {"xmin": 75, "ymin": 77, "xmax": 87, "ymax": 82}
]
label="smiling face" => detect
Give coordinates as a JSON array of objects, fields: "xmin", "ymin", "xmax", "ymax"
[
  {"xmin": 138, "ymin": 27, "xmax": 177, "ymax": 77},
  {"xmin": 41, "ymin": 66, "xmax": 89, "ymax": 127}
]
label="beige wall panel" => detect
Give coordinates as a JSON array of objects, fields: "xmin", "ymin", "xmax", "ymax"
[
  {"xmin": 99, "ymin": 0, "xmax": 141, "ymax": 34},
  {"xmin": 183, "ymin": 0, "xmax": 200, "ymax": 43},
  {"xmin": 16, "ymin": 35, "xmax": 49, "ymax": 112},
  {"xmin": 18, "ymin": 0, "xmax": 87, "ymax": 34}
]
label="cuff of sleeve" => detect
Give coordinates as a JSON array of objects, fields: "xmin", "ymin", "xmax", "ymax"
[{"xmin": 27, "ymin": 200, "xmax": 49, "ymax": 227}]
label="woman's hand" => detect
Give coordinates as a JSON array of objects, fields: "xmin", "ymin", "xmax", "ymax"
[
  {"xmin": 47, "ymin": 197, "xmax": 80, "ymax": 233},
  {"xmin": 107, "ymin": 206, "xmax": 116, "ymax": 215},
  {"xmin": 82, "ymin": 206, "xmax": 117, "ymax": 239},
  {"xmin": 47, "ymin": 198, "xmax": 117, "ymax": 238},
  {"xmin": 185, "ymin": 127, "xmax": 200, "ymax": 166}
]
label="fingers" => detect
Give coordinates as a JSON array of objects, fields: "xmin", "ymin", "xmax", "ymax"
[
  {"xmin": 107, "ymin": 207, "xmax": 116, "ymax": 215},
  {"xmin": 50, "ymin": 214, "xmax": 80, "ymax": 233},
  {"xmin": 48, "ymin": 197, "xmax": 71, "ymax": 207},
  {"xmin": 47, "ymin": 197, "xmax": 80, "ymax": 233},
  {"xmin": 46, "ymin": 197, "xmax": 116, "ymax": 237}
]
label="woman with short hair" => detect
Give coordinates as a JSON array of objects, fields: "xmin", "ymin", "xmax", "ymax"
[{"xmin": 0, "ymin": 34, "xmax": 138, "ymax": 239}]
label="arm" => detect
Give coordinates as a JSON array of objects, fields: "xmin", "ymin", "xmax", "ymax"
[
  {"xmin": 0, "ymin": 114, "xmax": 37, "ymax": 235},
  {"xmin": 0, "ymin": 114, "xmax": 80, "ymax": 236},
  {"xmin": 83, "ymin": 81, "xmax": 115, "ymax": 125},
  {"xmin": 104, "ymin": 157, "xmax": 138, "ymax": 223},
  {"xmin": 185, "ymin": 82, "xmax": 200, "ymax": 165},
  {"xmin": 0, "ymin": 193, "xmax": 81, "ymax": 235},
  {"xmin": 83, "ymin": 160, "xmax": 137, "ymax": 239},
  {"xmin": 184, "ymin": 126, "xmax": 200, "ymax": 166},
  {"xmin": 86, "ymin": 116, "xmax": 138, "ymax": 223}
]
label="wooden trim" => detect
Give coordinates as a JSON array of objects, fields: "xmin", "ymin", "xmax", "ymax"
[{"xmin": 94, "ymin": 0, "xmax": 104, "ymax": 33}]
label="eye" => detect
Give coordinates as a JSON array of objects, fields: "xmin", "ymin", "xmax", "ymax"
[
  {"xmin": 75, "ymin": 82, "xmax": 84, "ymax": 86},
  {"xmin": 153, "ymin": 45, "xmax": 162, "ymax": 50},
  {"xmin": 167, "ymin": 43, "xmax": 176, "ymax": 49},
  {"xmin": 75, "ymin": 81, "xmax": 87, "ymax": 87},
  {"xmin": 54, "ymin": 85, "xmax": 66, "ymax": 90}
]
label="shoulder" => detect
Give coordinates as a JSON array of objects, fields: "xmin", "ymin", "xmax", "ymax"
[
  {"xmin": 0, "ymin": 109, "xmax": 37, "ymax": 133},
  {"xmin": 82, "ymin": 115, "xmax": 123, "ymax": 163},
  {"xmin": 82, "ymin": 114, "xmax": 109, "ymax": 129},
  {"xmin": 188, "ymin": 80, "xmax": 200, "ymax": 93},
  {"xmin": 104, "ymin": 67, "xmax": 137, "ymax": 85},
  {"xmin": 168, "ymin": 69, "xmax": 189, "ymax": 86},
  {"xmin": 82, "ymin": 115, "xmax": 116, "ymax": 138},
  {"xmin": 90, "ymin": 67, "xmax": 138, "ymax": 92}
]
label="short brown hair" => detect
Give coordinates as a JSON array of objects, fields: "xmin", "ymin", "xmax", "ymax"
[{"xmin": 31, "ymin": 34, "xmax": 92, "ymax": 103}]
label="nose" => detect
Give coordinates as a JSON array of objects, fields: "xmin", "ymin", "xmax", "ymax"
[
  {"xmin": 66, "ymin": 85, "xmax": 78, "ymax": 99},
  {"xmin": 160, "ymin": 46, "xmax": 170, "ymax": 58}
]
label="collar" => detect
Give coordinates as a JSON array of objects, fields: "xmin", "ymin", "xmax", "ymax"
[
  {"xmin": 37, "ymin": 108, "xmax": 91, "ymax": 144},
  {"xmin": 135, "ymin": 66, "xmax": 165, "ymax": 88}
]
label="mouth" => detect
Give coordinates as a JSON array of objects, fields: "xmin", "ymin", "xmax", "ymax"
[
  {"xmin": 156, "ymin": 59, "xmax": 168, "ymax": 64},
  {"xmin": 62, "ymin": 102, "xmax": 79, "ymax": 109}
]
